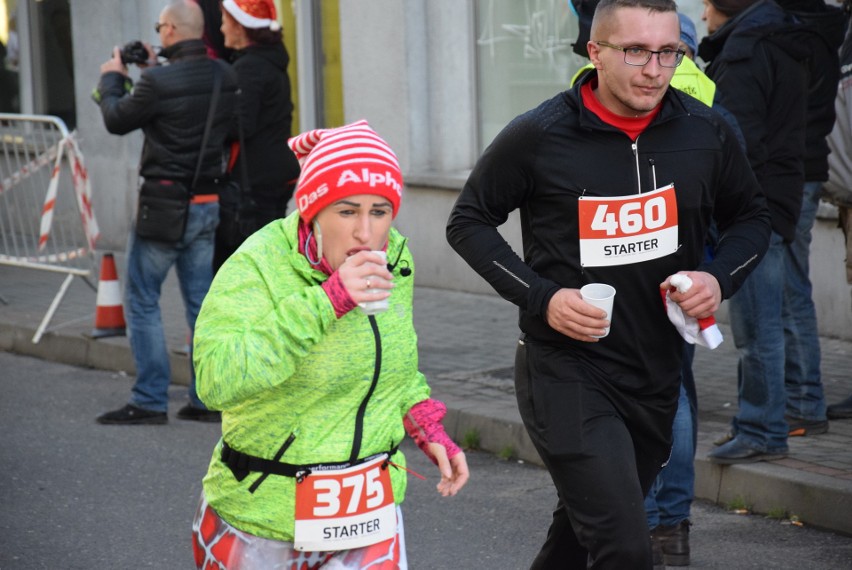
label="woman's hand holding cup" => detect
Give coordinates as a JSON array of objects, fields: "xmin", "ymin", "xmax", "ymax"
[{"xmin": 338, "ymin": 251, "xmax": 394, "ymax": 313}]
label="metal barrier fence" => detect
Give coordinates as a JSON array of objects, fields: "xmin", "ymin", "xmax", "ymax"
[{"xmin": 0, "ymin": 113, "xmax": 101, "ymax": 343}]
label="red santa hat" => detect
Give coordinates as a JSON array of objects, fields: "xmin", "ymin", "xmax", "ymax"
[
  {"xmin": 222, "ymin": 0, "xmax": 281, "ymax": 31},
  {"xmin": 289, "ymin": 121, "xmax": 403, "ymax": 224}
]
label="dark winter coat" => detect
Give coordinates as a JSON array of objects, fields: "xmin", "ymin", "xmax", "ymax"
[
  {"xmin": 698, "ymin": 0, "xmax": 810, "ymax": 242},
  {"xmin": 230, "ymin": 43, "xmax": 300, "ymax": 207},
  {"xmin": 775, "ymin": 0, "xmax": 847, "ymax": 182},
  {"xmin": 95, "ymin": 40, "xmax": 238, "ymax": 189}
]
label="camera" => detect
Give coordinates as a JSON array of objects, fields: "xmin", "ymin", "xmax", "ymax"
[{"xmin": 119, "ymin": 41, "xmax": 149, "ymax": 65}]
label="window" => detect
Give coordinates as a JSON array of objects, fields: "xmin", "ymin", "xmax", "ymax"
[
  {"xmin": 5, "ymin": 0, "xmax": 76, "ymax": 128},
  {"xmin": 475, "ymin": 0, "xmax": 585, "ymax": 150}
]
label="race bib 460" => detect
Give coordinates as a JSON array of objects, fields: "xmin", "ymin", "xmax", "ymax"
[
  {"xmin": 294, "ymin": 455, "xmax": 396, "ymax": 552},
  {"xmin": 578, "ymin": 184, "xmax": 679, "ymax": 267}
]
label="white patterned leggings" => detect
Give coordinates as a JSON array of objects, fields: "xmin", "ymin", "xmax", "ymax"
[{"xmin": 192, "ymin": 493, "xmax": 408, "ymax": 569}]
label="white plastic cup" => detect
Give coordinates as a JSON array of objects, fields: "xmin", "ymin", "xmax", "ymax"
[
  {"xmin": 580, "ymin": 283, "xmax": 616, "ymax": 338},
  {"xmin": 358, "ymin": 250, "xmax": 389, "ymax": 316}
]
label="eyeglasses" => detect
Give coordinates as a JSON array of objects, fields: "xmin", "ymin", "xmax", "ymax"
[
  {"xmin": 154, "ymin": 22, "xmax": 174, "ymax": 33},
  {"xmin": 595, "ymin": 41, "xmax": 684, "ymax": 68}
]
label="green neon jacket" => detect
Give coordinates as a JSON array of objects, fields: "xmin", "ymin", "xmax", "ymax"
[{"xmin": 194, "ymin": 211, "xmax": 430, "ymax": 542}]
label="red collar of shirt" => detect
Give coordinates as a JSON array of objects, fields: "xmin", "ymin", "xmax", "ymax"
[{"xmin": 580, "ymin": 79, "xmax": 661, "ymax": 141}]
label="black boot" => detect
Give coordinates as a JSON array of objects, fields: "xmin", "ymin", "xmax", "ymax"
[
  {"xmin": 655, "ymin": 519, "xmax": 690, "ymax": 566},
  {"xmin": 650, "ymin": 529, "xmax": 667, "ymax": 570},
  {"xmin": 96, "ymin": 404, "xmax": 167, "ymax": 425},
  {"xmin": 827, "ymin": 394, "xmax": 852, "ymax": 420},
  {"xmin": 177, "ymin": 404, "xmax": 221, "ymax": 423}
]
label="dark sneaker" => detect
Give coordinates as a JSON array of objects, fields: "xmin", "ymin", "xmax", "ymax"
[
  {"xmin": 655, "ymin": 520, "xmax": 690, "ymax": 566},
  {"xmin": 708, "ymin": 437, "xmax": 787, "ymax": 465},
  {"xmin": 97, "ymin": 404, "xmax": 167, "ymax": 425},
  {"xmin": 177, "ymin": 404, "xmax": 221, "ymax": 423},
  {"xmin": 827, "ymin": 395, "xmax": 852, "ymax": 420},
  {"xmin": 712, "ymin": 430, "xmax": 734, "ymax": 446},
  {"xmin": 786, "ymin": 415, "xmax": 829, "ymax": 437}
]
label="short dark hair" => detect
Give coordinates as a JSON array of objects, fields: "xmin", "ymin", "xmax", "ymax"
[
  {"xmin": 245, "ymin": 26, "xmax": 282, "ymax": 46},
  {"xmin": 591, "ymin": 0, "xmax": 678, "ymax": 39},
  {"xmin": 596, "ymin": 0, "xmax": 677, "ymax": 12}
]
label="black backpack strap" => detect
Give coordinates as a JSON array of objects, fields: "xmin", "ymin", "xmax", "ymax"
[{"xmin": 190, "ymin": 61, "xmax": 224, "ymax": 192}]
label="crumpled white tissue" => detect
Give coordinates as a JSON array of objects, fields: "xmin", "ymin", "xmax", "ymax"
[{"xmin": 663, "ymin": 274, "xmax": 723, "ymax": 349}]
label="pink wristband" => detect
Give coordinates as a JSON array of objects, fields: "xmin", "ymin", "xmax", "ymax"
[
  {"xmin": 321, "ymin": 272, "xmax": 358, "ymax": 318},
  {"xmin": 404, "ymin": 398, "xmax": 462, "ymax": 464}
]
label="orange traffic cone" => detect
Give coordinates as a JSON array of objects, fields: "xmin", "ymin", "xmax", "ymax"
[{"xmin": 90, "ymin": 253, "xmax": 126, "ymax": 339}]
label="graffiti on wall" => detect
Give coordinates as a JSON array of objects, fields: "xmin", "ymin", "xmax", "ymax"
[{"xmin": 477, "ymin": 0, "xmax": 575, "ymax": 65}]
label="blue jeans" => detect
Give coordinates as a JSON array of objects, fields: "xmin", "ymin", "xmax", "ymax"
[
  {"xmin": 728, "ymin": 231, "xmax": 789, "ymax": 453},
  {"xmin": 784, "ymin": 181, "xmax": 826, "ymax": 421},
  {"xmin": 125, "ymin": 202, "xmax": 218, "ymax": 412},
  {"xmin": 645, "ymin": 345, "xmax": 696, "ymax": 528}
]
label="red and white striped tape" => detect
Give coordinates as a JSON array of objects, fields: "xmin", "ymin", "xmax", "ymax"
[
  {"xmin": 66, "ymin": 135, "xmax": 100, "ymax": 250},
  {"xmin": 36, "ymin": 134, "xmax": 100, "ymax": 252},
  {"xmin": 0, "ymin": 143, "xmax": 59, "ymax": 196}
]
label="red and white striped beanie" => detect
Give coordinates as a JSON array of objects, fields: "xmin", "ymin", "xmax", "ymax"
[
  {"xmin": 222, "ymin": 0, "xmax": 281, "ymax": 31},
  {"xmin": 289, "ymin": 120, "xmax": 403, "ymax": 223}
]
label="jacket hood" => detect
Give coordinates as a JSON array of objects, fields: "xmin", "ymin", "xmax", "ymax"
[
  {"xmin": 698, "ymin": 0, "xmax": 809, "ymax": 64},
  {"xmin": 775, "ymin": 0, "xmax": 847, "ymax": 52},
  {"xmin": 233, "ymin": 42, "xmax": 289, "ymax": 72}
]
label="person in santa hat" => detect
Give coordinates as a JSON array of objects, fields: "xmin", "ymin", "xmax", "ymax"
[
  {"xmin": 214, "ymin": 0, "xmax": 301, "ymax": 271},
  {"xmin": 192, "ymin": 120, "xmax": 469, "ymax": 569}
]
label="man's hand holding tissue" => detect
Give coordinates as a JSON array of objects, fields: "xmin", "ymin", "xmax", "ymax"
[{"xmin": 660, "ymin": 271, "xmax": 721, "ymax": 320}]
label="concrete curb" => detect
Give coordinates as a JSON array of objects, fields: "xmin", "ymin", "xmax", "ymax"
[
  {"xmin": 444, "ymin": 407, "xmax": 541, "ymax": 466},
  {"xmin": 694, "ymin": 447, "xmax": 852, "ymax": 536},
  {"xmin": 0, "ymin": 323, "xmax": 189, "ymax": 384}
]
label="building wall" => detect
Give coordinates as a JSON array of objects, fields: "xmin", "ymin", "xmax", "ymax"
[
  {"xmin": 70, "ymin": 0, "xmax": 161, "ymax": 252},
  {"xmin": 59, "ymin": 0, "xmax": 852, "ymax": 340}
]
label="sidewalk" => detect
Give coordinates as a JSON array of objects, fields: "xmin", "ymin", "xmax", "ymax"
[{"xmin": 2, "ymin": 256, "xmax": 851, "ymax": 536}]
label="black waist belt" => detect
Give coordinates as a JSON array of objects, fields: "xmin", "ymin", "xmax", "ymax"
[
  {"xmin": 221, "ymin": 440, "xmax": 399, "ymax": 485},
  {"xmin": 193, "ymin": 178, "xmax": 223, "ymax": 195},
  {"xmin": 145, "ymin": 177, "xmax": 222, "ymax": 195}
]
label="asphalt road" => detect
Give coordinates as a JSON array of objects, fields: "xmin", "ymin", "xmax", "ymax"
[{"xmin": 2, "ymin": 351, "xmax": 851, "ymax": 569}]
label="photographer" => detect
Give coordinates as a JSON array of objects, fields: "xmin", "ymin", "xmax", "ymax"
[{"xmin": 93, "ymin": 0, "xmax": 238, "ymax": 425}]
